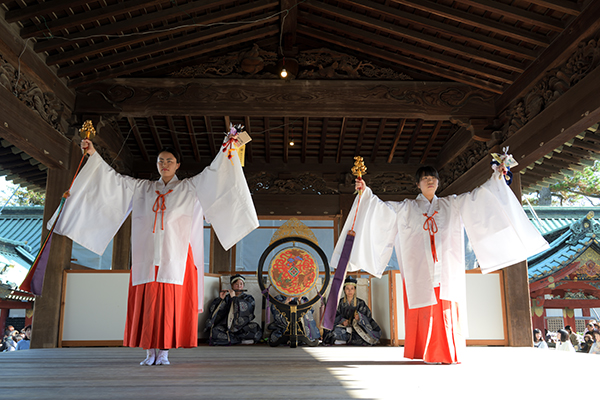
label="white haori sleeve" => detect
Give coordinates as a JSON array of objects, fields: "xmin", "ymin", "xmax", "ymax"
[
  {"xmin": 457, "ymin": 171, "xmax": 549, "ymax": 274},
  {"xmin": 191, "ymin": 147, "xmax": 259, "ymax": 251},
  {"xmin": 48, "ymin": 152, "xmax": 136, "ymax": 255},
  {"xmin": 330, "ymin": 187, "xmax": 398, "ymax": 278}
]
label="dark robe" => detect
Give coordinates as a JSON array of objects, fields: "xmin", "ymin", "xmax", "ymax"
[
  {"xmin": 267, "ymin": 295, "xmax": 320, "ymax": 345},
  {"xmin": 205, "ymin": 293, "xmax": 262, "ymax": 345},
  {"xmin": 323, "ymin": 296, "xmax": 381, "ymax": 346}
]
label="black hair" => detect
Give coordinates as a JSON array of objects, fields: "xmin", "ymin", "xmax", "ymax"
[
  {"xmin": 557, "ymin": 329, "xmax": 569, "ymax": 342},
  {"xmin": 533, "ymin": 328, "xmax": 544, "ymax": 342},
  {"xmin": 414, "ymin": 166, "xmax": 439, "ymax": 183},
  {"xmin": 158, "ymin": 147, "xmax": 181, "ymax": 164}
]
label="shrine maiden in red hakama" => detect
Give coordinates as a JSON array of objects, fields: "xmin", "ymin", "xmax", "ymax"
[
  {"xmin": 331, "ymin": 168, "xmax": 549, "ymax": 364},
  {"xmin": 49, "ymin": 140, "xmax": 258, "ymax": 365}
]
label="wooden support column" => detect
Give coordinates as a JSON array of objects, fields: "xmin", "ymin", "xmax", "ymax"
[
  {"xmin": 503, "ymin": 172, "xmax": 534, "ymax": 347},
  {"xmin": 31, "ymin": 140, "xmax": 81, "ymax": 349},
  {"xmin": 210, "ymin": 228, "xmax": 232, "ymax": 273},
  {"xmin": 111, "ymin": 215, "xmax": 131, "ymax": 270}
]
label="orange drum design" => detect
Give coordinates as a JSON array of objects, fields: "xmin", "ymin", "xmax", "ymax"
[{"xmin": 269, "ymin": 248, "xmax": 319, "ymax": 297}]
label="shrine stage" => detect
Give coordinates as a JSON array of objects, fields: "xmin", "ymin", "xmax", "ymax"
[{"xmin": 1, "ymin": 345, "xmax": 592, "ymax": 399}]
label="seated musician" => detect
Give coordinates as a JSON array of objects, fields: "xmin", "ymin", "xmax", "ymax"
[
  {"xmin": 205, "ymin": 274, "xmax": 262, "ymax": 345},
  {"xmin": 267, "ymin": 294, "xmax": 320, "ymax": 346},
  {"xmin": 322, "ymin": 276, "xmax": 381, "ymax": 346}
]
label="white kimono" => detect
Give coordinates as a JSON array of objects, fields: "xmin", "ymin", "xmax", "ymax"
[
  {"xmin": 50, "ymin": 147, "xmax": 259, "ymax": 311},
  {"xmin": 331, "ymin": 171, "xmax": 549, "ymax": 309}
]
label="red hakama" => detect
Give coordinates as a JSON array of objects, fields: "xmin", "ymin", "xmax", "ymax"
[
  {"xmin": 124, "ymin": 246, "xmax": 198, "ymax": 350},
  {"xmin": 403, "ymin": 285, "xmax": 464, "ymax": 364}
]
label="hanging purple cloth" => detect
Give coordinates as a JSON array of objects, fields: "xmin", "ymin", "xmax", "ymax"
[{"xmin": 321, "ymin": 231, "xmax": 355, "ymax": 330}]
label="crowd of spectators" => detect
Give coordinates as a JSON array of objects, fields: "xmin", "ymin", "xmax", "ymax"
[
  {"xmin": 534, "ymin": 320, "xmax": 600, "ymax": 354},
  {"xmin": 0, "ymin": 325, "xmax": 31, "ymax": 351}
]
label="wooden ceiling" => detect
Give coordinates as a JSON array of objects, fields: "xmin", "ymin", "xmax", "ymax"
[{"xmin": 1, "ymin": 0, "xmax": 600, "ymax": 196}]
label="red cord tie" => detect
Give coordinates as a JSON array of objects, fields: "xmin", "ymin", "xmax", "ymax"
[
  {"xmin": 152, "ymin": 190, "xmax": 173, "ymax": 233},
  {"xmin": 422, "ymin": 211, "xmax": 439, "ymax": 263},
  {"xmin": 222, "ymin": 137, "xmax": 238, "ymax": 165}
]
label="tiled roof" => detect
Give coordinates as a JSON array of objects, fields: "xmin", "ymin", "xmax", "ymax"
[
  {"xmin": 527, "ymin": 209, "xmax": 600, "ymax": 282},
  {"xmin": 0, "ymin": 206, "xmax": 43, "ymax": 256}
]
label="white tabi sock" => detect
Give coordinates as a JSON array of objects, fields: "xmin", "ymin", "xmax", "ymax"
[
  {"xmin": 155, "ymin": 349, "xmax": 170, "ymax": 365},
  {"xmin": 140, "ymin": 349, "xmax": 156, "ymax": 366}
]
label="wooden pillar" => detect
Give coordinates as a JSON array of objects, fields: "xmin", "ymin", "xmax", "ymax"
[
  {"xmin": 210, "ymin": 228, "xmax": 232, "ymax": 273},
  {"xmin": 30, "ymin": 140, "xmax": 81, "ymax": 349},
  {"xmin": 0, "ymin": 308, "xmax": 7, "ymax": 331},
  {"xmin": 503, "ymin": 173, "xmax": 534, "ymax": 347},
  {"xmin": 111, "ymin": 215, "xmax": 131, "ymax": 270},
  {"xmin": 563, "ymin": 308, "xmax": 576, "ymax": 331}
]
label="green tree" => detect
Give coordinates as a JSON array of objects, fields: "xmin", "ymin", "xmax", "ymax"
[
  {"xmin": 0, "ymin": 180, "xmax": 45, "ymax": 206},
  {"xmin": 523, "ymin": 160, "xmax": 600, "ymax": 206}
]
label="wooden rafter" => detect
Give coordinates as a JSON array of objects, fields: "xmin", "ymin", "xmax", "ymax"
[
  {"xmin": 21, "ymin": 0, "xmax": 165, "ymax": 39},
  {"xmin": 298, "ymin": 25, "xmax": 506, "ymax": 93},
  {"xmin": 338, "ymin": 0, "xmax": 538, "ymax": 61},
  {"xmin": 299, "ymin": 12, "xmax": 516, "ymax": 84},
  {"xmin": 4, "ymin": 0, "xmax": 92, "ymax": 23},
  {"xmin": 308, "ymin": 2, "xmax": 526, "ymax": 73},
  {"xmin": 525, "ymin": 0, "xmax": 580, "ymax": 16},
  {"xmin": 68, "ymin": 25, "xmax": 279, "ymax": 87},
  {"xmin": 44, "ymin": 0, "xmax": 278, "ymax": 66},
  {"xmin": 336, "ymin": 117, "xmax": 347, "ymax": 164},
  {"xmin": 319, "ymin": 117, "xmax": 328, "ymax": 164},
  {"xmin": 495, "ymin": 0, "xmax": 600, "ymax": 112},
  {"xmin": 34, "ymin": 0, "xmax": 237, "ymax": 53},
  {"xmin": 184, "ymin": 116, "xmax": 200, "ymax": 162},
  {"xmin": 283, "ymin": 117, "xmax": 289, "ymax": 163},
  {"xmin": 421, "ymin": 121, "xmax": 443, "ymax": 164},
  {"xmin": 203, "ymin": 116, "xmax": 216, "ymax": 159},
  {"xmin": 57, "ymin": 16, "xmax": 274, "ymax": 78},
  {"xmin": 371, "ymin": 118, "xmax": 386, "ymax": 163},
  {"xmin": 244, "ymin": 116, "xmax": 253, "ymax": 163},
  {"xmin": 127, "ymin": 117, "xmax": 148, "ymax": 162},
  {"xmin": 166, "ymin": 117, "xmax": 182, "ymax": 159},
  {"xmin": 404, "ymin": 119, "xmax": 422, "ymax": 164},
  {"xmin": 390, "ymin": 0, "xmax": 551, "ymax": 47},
  {"xmin": 264, "ymin": 117, "xmax": 270, "ymax": 163},
  {"xmin": 458, "ymin": 0, "xmax": 565, "ymax": 32},
  {"xmin": 355, "ymin": 118, "xmax": 367, "ymax": 156},
  {"xmin": 147, "ymin": 116, "xmax": 163, "ymax": 151},
  {"xmin": 301, "ymin": 117, "xmax": 308, "ymax": 163},
  {"xmin": 387, "ymin": 119, "xmax": 406, "ymax": 163}
]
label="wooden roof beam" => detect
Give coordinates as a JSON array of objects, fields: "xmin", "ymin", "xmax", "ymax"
[
  {"xmin": 306, "ymin": 2, "xmax": 526, "ymax": 73},
  {"xmin": 421, "ymin": 121, "xmax": 443, "ymax": 164},
  {"xmin": 21, "ymin": 0, "xmax": 165, "ymax": 39},
  {"xmin": 371, "ymin": 118, "xmax": 386, "ymax": 163},
  {"xmin": 57, "ymin": 15, "xmax": 274, "ymax": 77},
  {"xmin": 127, "ymin": 117, "xmax": 149, "ymax": 162},
  {"xmin": 298, "ymin": 25, "xmax": 506, "ymax": 94},
  {"xmin": 404, "ymin": 119, "xmax": 423, "ymax": 164},
  {"xmin": 4, "ymin": 0, "xmax": 92, "ymax": 23},
  {"xmin": 355, "ymin": 118, "xmax": 367, "ymax": 156},
  {"xmin": 502, "ymin": 64, "xmax": 600, "ymax": 173},
  {"xmin": 44, "ymin": 0, "xmax": 278, "ymax": 66},
  {"xmin": 459, "ymin": 0, "xmax": 565, "ymax": 32},
  {"xmin": 301, "ymin": 117, "xmax": 308, "ymax": 164},
  {"xmin": 319, "ymin": 118, "xmax": 328, "ymax": 164},
  {"xmin": 338, "ymin": 0, "xmax": 538, "ymax": 61},
  {"xmin": 147, "ymin": 116, "xmax": 163, "ymax": 151},
  {"xmin": 516, "ymin": 0, "xmax": 581, "ymax": 16},
  {"xmin": 68, "ymin": 25, "xmax": 279, "ymax": 87},
  {"xmin": 203, "ymin": 116, "xmax": 216, "ymax": 159},
  {"xmin": 299, "ymin": 12, "xmax": 515, "ymax": 85},
  {"xmin": 283, "ymin": 117, "xmax": 289, "ymax": 163},
  {"xmin": 34, "ymin": 0, "xmax": 240, "ymax": 53},
  {"xmin": 281, "ymin": 0, "xmax": 298, "ymax": 55},
  {"xmin": 243, "ymin": 116, "xmax": 253, "ymax": 164},
  {"xmin": 335, "ymin": 117, "xmax": 347, "ymax": 164},
  {"xmin": 166, "ymin": 117, "xmax": 182, "ymax": 159},
  {"xmin": 387, "ymin": 119, "xmax": 406, "ymax": 164},
  {"xmin": 185, "ymin": 116, "xmax": 201, "ymax": 162},
  {"xmin": 390, "ymin": 0, "xmax": 550, "ymax": 47},
  {"xmin": 496, "ymin": 0, "xmax": 600, "ymax": 113},
  {"xmin": 264, "ymin": 117, "xmax": 271, "ymax": 163}
]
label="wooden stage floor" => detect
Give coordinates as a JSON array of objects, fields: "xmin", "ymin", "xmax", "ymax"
[{"xmin": 1, "ymin": 344, "xmax": 594, "ymax": 399}]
